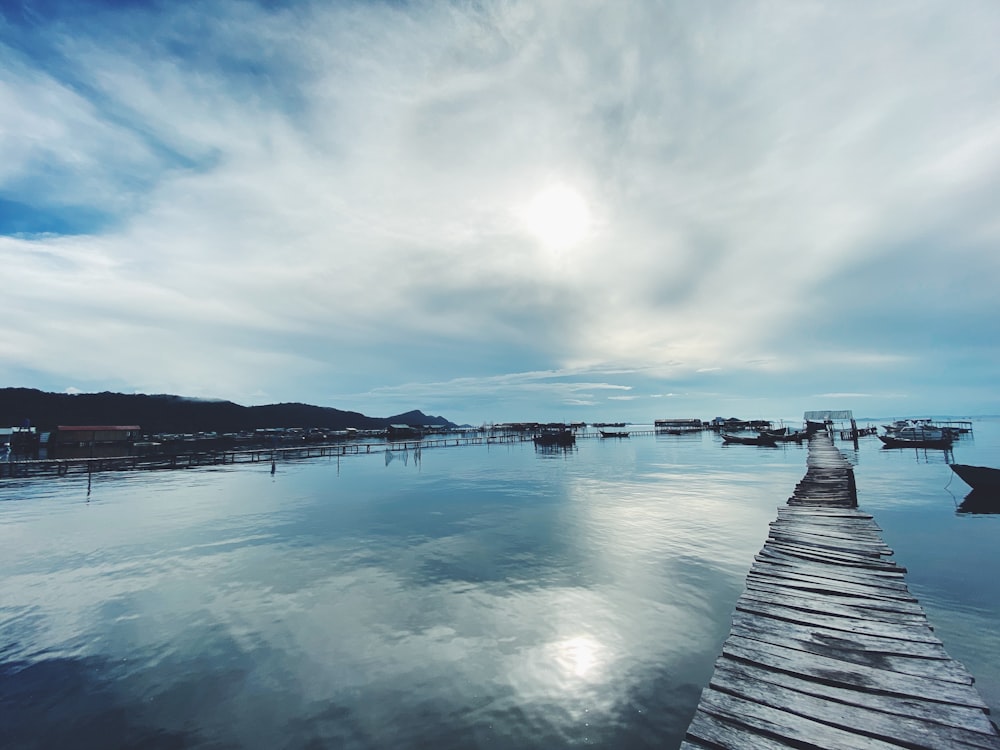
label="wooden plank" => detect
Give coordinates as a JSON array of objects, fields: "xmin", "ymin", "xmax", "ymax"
[
  {"xmin": 765, "ymin": 539, "xmax": 898, "ymax": 566},
  {"xmin": 685, "ymin": 708, "xmax": 802, "ymax": 749},
  {"xmin": 768, "ymin": 527, "xmax": 892, "ymax": 548},
  {"xmin": 767, "ymin": 525, "xmax": 888, "ymax": 546},
  {"xmin": 759, "ymin": 542, "xmax": 905, "ymax": 572},
  {"xmin": 773, "ymin": 517, "xmax": 885, "ymax": 534},
  {"xmin": 767, "ymin": 526, "xmax": 892, "ymax": 550},
  {"xmin": 770, "ymin": 518, "xmax": 883, "ymax": 535},
  {"xmin": 748, "ymin": 561, "xmax": 914, "ymax": 595},
  {"xmin": 776, "ymin": 506, "xmax": 873, "ymax": 518},
  {"xmin": 771, "ymin": 521, "xmax": 884, "ymax": 538},
  {"xmin": 765, "ymin": 533, "xmax": 893, "ymax": 556},
  {"xmin": 747, "ymin": 567, "xmax": 916, "ymax": 602},
  {"xmin": 766, "ymin": 532, "xmax": 894, "ymax": 558},
  {"xmin": 754, "ymin": 551, "xmax": 907, "ymax": 581},
  {"xmin": 753, "ymin": 555, "xmax": 906, "ymax": 583},
  {"xmin": 773, "ymin": 511, "xmax": 880, "ymax": 526},
  {"xmin": 738, "ymin": 587, "xmax": 930, "ymax": 625},
  {"xmin": 729, "ymin": 615, "xmax": 975, "ymax": 684},
  {"xmin": 712, "ymin": 657, "xmax": 998, "ymax": 735},
  {"xmin": 729, "ymin": 610, "xmax": 948, "ymax": 660},
  {"xmin": 735, "ymin": 597, "xmax": 943, "ymax": 643},
  {"xmin": 696, "ymin": 688, "xmax": 915, "ymax": 750},
  {"xmin": 743, "ymin": 579, "xmax": 927, "ymax": 616},
  {"xmin": 709, "ymin": 660, "xmax": 1000, "ymax": 748},
  {"xmin": 722, "ymin": 635, "xmax": 990, "ymax": 709}
]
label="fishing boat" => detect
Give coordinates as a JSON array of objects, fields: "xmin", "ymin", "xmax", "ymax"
[
  {"xmin": 878, "ymin": 434, "xmax": 953, "ymax": 450},
  {"xmin": 721, "ymin": 432, "xmax": 777, "ymax": 446},
  {"xmin": 764, "ymin": 429, "xmax": 806, "ymax": 443},
  {"xmin": 533, "ymin": 430, "xmax": 575, "ymax": 447},
  {"xmin": 895, "ymin": 425, "xmax": 947, "ymax": 441},
  {"xmin": 950, "ymin": 464, "xmax": 1000, "ymax": 491},
  {"xmin": 599, "ymin": 430, "xmax": 630, "ymax": 438}
]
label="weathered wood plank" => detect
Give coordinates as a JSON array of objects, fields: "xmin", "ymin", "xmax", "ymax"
[
  {"xmin": 723, "ymin": 633, "xmax": 990, "ymax": 709},
  {"xmin": 773, "ymin": 517, "xmax": 885, "ymax": 534},
  {"xmin": 747, "ymin": 565, "xmax": 916, "ymax": 599},
  {"xmin": 711, "ymin": 657, "xmax": 995, "ymax": 734},
  {"xmin": 696, "ymin": 688, "xmax": 915, "ymax": 750},
  {"xmin": 685, "ymin": 709, "xmax": 802, "ymax": 749},
  {"xmin": 768, "ymin": 520, "xmax": 886, "ymax": 538},
  {"xmin": 754, "ymin": 551, "xmax": 907, "ymax": 581},
  {"xmin": 738, "ymin": 587, "xmax": 930, "ymax": 625},
  {"xmin": 753, "ymin": 559, "xmax": 908, "ymax": 591},
  {"xmin": 729, "ymin": 610, "xmax": 949, "ymax": 659},
  {"xmin": 759, "ymin": 544, "xmax": 906, "ymax": 573},
  {"xmin": 735, "ymin": 596, "xmax": 943, "ymax": 643},
  {"xmin": 765, "ymin": 529, "xmax": 893, "ymax": 550},
  {"xmin": 772, "ymin": 511, "xmax": 880, "ymax": 526},
  {"xmin": 765, "ymin": 540, "xmax": 900, "ymax": 568},
  {"xmin": 709, "ymin": 660, "xmax": 999, "ymax": 748},
  {"xmin": 776, "ymin": 510, "xmax": 873, "ymax": 520},
  {"xmin": 743, "ymin": 578, "xmax": 927, "ymax": 616},
  {"xmin": 728, "ymin": 615, "xmax": 975, "ymax": 684},
  {"xmin": 766, "ymin": 529, "xmax": 893, "ymax": 556}
]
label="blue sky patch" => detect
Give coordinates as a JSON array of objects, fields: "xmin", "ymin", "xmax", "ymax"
[{"xmin": 0, "ymin": 197, "xmax": 112, "ymax": 237}]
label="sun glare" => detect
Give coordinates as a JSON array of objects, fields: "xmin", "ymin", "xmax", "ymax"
[
  {"xmin": 552, "ymin": 635, "xmax": 603, "ymax": 680},
  {"xmin": 521, "ymin": 184, "xmax": 591, "ymax": 250}
]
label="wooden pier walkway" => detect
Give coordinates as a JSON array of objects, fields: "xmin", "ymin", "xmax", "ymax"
[
  {"xmin": 682, "ymin": 432, "xmax": 1000, "ymax": 749},
  {"xmin": 0, "ymin": 429, "xmax": 667, "ymax": 480}
]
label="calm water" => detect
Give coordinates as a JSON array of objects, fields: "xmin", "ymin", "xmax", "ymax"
[{"xmin": 1, "ymin": 421, "xmax": 998, "ymax": 749}]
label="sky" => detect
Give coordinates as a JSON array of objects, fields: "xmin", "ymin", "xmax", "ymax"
[{"xmin": 2, "ymin": 0, "xmax": 999, "ymax": 425}]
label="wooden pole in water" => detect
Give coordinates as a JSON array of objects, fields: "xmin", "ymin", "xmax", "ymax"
[{"xmin": 851, "ymin": 418, "xmax": 859, "ymax": 450}]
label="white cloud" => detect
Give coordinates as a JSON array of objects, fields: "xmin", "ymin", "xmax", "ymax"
[{"xmin": 2, "ymin": 0, "xmax": 1000, "ymax": 420}]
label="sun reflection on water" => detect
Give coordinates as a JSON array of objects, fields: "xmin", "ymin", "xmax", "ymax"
[{"xmin": 552, "ymin": 635, "xmax": 603, "ymax": 680}]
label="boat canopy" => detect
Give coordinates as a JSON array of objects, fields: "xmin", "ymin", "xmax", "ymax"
[{"xmin": 803, "ymin": 410, "xmax": 853, "ymax": 421}]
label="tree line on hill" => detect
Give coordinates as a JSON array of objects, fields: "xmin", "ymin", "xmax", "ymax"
[{"xmin": 0, "ymin": 388, "xmax": 457, "ymax": 435}]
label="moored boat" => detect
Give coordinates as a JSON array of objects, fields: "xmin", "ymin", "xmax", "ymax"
[
  {"xmin": 721, "ymin": 432, "xmax": 777, "ymax": 446},
  {"xmin": 599, "ymin": 430, "xmax": 630, "ymax": 438},
  {"xmin": 764, "ymin": 429, "xmax": 806, "ymax": 443},
  {"xmin": 894, "ymin": 425, "xmax": 947, "ymax": 441},
  {"xmin": 950, "ymin": 464, "xmax": 1000, "ymax": 491},
  {"xmin": 533, "ymin": 430, "xmax": 575, "ymax": 447},
  {"xmin": 878, "ymin": 434, "xmax": 953, "ymax": 450}
]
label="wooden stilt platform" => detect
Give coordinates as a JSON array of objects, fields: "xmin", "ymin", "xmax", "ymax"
[{"xmin": 682, "ymin": 433, "xmax": 1000, "ymax": 749}]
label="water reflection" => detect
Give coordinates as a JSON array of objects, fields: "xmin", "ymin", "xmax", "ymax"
[
  {"xmin": 956, "ymin": 489, "xmax": 1000, "ymax": 515},
  {"xmin": 6, "ymin": 425, "xmax": 996, "ymax": 748},
  {"xmin": 533, "ymin": 444, "xmax": 578, "ymax": 459}
]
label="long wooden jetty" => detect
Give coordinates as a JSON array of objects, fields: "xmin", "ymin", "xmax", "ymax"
[
  {"xmin": 0, "ymin": 428, "xmax": 667, "ymax": 480},
  {"xmin": 682, "ymin": 432, "xmax": 1000, "ymax": 749},
  {"xmin": 0, "ymin": 432, "xmax": 535, "ymax": 479}
]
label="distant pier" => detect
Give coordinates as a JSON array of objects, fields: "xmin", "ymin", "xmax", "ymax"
[
  {"xmin": 0, "ymin": 428, "xmax": 672, "ymax": 480},
  {"xmin": 682, "ymin": 433, "xmax": 1000, "ymax": 749},
  {"xmin": 0, "ymin": 433, "xmax": 536, "ymax": 479}
]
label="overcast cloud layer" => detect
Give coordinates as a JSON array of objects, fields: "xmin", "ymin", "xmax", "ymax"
[{"xmin": 2, "ymin": 0, "xmax": 998, "ymax": 424}]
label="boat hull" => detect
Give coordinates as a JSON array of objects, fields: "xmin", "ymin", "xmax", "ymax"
[
  {"xmin": 533, "ymin": 432, "xmax": 575, "ymax": 447},
  {"xmin": 721, "ymin": 433, "xmax": 777, "ymax": 446},
  {"xmin": 951, "ymin": 464, "xmax": 1000, "ymax": 490},
  {"xmin": 878, "ymin": 435, "xmax": 953, "ymax": 450}
]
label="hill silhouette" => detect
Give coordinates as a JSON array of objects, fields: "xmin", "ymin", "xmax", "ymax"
[{"xmin": 0, "ymin": 388, "xmax": 457, "ymax": 434}]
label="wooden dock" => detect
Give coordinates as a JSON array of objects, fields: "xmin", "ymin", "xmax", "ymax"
[
  {"xmin": 0, "ymin": 428, "xmax": 670, "ymax": 480},
  {"xmin": 0, "ymin": 433, "xmax": 536, "ymax": 479},
  {"xmin": 682, "ymin": 432, "xmax": 1000, "ymax": 749}
]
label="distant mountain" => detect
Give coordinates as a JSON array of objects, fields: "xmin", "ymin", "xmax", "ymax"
[{"xmin": 0, "ymin": 388, "xmax": 457, "ymax": 434}]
